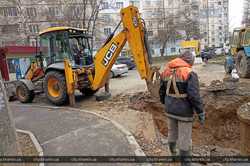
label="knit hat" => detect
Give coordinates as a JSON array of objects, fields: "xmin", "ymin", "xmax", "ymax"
[{"xmin": 180, "ymin": 51, "xmax": 195, "ymax": 65}]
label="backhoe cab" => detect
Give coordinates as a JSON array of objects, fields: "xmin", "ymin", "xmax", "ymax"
[
  {"xmin": 15, "ymin": 6, "xmax": 160, "ymax": 106},
  {"xmin": 225, "ymin": 27, "xmax": 250, "ymax": 77}
]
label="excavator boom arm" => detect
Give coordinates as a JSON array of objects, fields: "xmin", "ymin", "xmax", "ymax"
[
  {"xmin": 92, "ymin": 31, "xmax": 127, "ymax": 90},
  {"xmin": 92, "ymin": 6, "xmax": 160, "ymax": 97}
]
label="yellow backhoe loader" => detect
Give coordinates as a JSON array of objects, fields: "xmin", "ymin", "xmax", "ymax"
[{"xmin": 15, "ymin": 6, "xmax": 160, "ymax": 106}]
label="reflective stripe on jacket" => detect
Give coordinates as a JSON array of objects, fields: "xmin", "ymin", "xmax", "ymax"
[
  {"xmin": 161, "ymin": 58, "xmax": 192, "ymax": 98},
  {"xmin": 159, "ymin": 58, "xmax": 203, "ymax": 121}
]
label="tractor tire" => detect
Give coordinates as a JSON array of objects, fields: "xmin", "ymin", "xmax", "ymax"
[
  {"xmin": 44, "ymin": 71, "xmax": 68, "ymax": 105},
  {"xmin": 236, "ymin": 51, "xmax": 250, "ymax": 78},
  {"xmin": 81, "ymin": 88, "xmax": 98, "ymax": 96},
  {"xmin": 16, "ymin": 82, "xmax": 34, "ymax": 103}
]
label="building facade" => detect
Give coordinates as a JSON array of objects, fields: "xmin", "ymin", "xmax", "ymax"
[
  {"xmin": 0, "ymin": 0, "xmax": 230, "ymax": 55},
  {"xmin": 94, "ymin": 0, "xmax": 141, "ymax": 53},
  {"xmin": 199, "ymin": 0, "xmax": 229, "ymax": 48},
  {"xmin": 243, "ymin": 0, "xmax": 250, "ymax": 26},
  {"xmin": 0, "ymin": 0, "xmax": 25, "ymax": 46},
  {"xmin": 0, "ymin": 0, "xmax": 97, "ymax": 47},
  {"xmin": 140, "ymin": 0, "xmax": 200, "ymax": 56}
]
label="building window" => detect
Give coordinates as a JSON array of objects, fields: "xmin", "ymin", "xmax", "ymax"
[
  {"xmin": 171, "ymin": 47, "xmax": 176, "ymax": 53},
  {"xmin": 102, "ymin": 2, "xmax": 109, "ymax": 9},
  {"xmin": 147, "ymin": 31, "xmax": 153, "ymax": 36},
  {"xmin": 50, "ymin": 23, "xmax": 59, "ymax": 27},
  {"xmin": 29, "ymin": 24, "xmax": 39, "ymax": 33},
  {"xmin": 26, "ymin": 8, "xmax": 37, "ymax": 17},
  {"xmin": 182, "ymin": 0, "xmax": 189, "ymax": 3},
  {"xmin": 0, "ymin": 7, "xmax": 18, "ymax": 17},
  {"xmin": 73, "ymin": 7, "xmax": 81, "ymax": 17},
  {"xmin": 104, "ymin": 27, "xmax": 111, "ymax": 36},
  {"xmin": 29, "ymin": 38, "xmax": 37, "ymax": 47},
  {"xmin": 129, "ymin": 1, "xmax": 140, "ymax": 8},
  {"xmin": 116, "ymin": 2, "xmax": 124, "ymax": 9},
  {"xmin": 72, "ymin": 22, "xmax": 82, "ymax": 28},
  {"xmin": 148, "ymin": 21, "xmax": 153, "ymax": 27},
  {"xmin": 48, "ymin": 7, "xmax": 61, "ymax": 17},
  {"xmin": 218, "ymin": 26, "xmax": 222, "ymax": 30},
  {"xmin": 1, "ymin": 24, "xmax": 19, "ymax": 33},
  {"xmin": 218, "ymin": 1, "xmax": 222, "ymax": 5}
]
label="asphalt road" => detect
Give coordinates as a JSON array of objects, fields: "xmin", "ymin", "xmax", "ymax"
[{"xmin": 11, "ymin": 104, "xmax": 139, "ymax": 166}]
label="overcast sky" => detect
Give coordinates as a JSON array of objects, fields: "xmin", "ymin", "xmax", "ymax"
[{"xmin": 229, "ymin": 0, "xmax": 244, "ymax": 31}]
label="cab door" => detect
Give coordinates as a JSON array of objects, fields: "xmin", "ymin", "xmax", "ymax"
[{"xmin": 230, "ymin": 29, "xmax": 240, "ymax": 56}]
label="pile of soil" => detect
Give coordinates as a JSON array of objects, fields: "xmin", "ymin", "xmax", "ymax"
[{"xmin": 128, "ymin": 79, "xmax": 250, "ymax": 152}]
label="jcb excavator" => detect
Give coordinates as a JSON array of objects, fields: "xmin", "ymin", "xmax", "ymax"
[{"xmin": 15, "ymin": 6, "xmax": 160, "ymax": 106}]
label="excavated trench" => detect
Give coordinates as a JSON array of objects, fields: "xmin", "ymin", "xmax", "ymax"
[{"xmin": 128, "ymin": 79, "xmax": 250, "ymax": 151}]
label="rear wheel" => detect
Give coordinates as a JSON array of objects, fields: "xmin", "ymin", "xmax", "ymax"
[
  {"xmin": 44, "ymin": 71, "xmax": 68, "ymax": 105},
  {"xmin": 16, "ymin": 82, "xmax": 34, "ymax": 103},
  {"xmin": 236, "ymin": 51, "xmax": 250, "ymax": 78}
]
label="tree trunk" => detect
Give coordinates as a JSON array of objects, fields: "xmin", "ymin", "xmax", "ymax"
[
  {"xmin": 160, "ymin": 39, "xmax": 168, "ymax": 57},
  {"xmin": 0, "ymin": 79, "xmax": 18, "ymax": 156}
]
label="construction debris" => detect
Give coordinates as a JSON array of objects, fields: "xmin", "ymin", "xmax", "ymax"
[
  {"xmin": 68, "ymin": 77, "xmax": 250, "ymax": 157},
  {"xmin": 126, "ymin": 79, "xmax": 250, "ymax": 152}
]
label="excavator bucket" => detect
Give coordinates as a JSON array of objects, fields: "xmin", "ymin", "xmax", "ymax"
[
  {"xmin": 120, "ymin": 6, "xmax": 161, "ymax": 98},
  {"xmin": 146, "ymin": 66, "xmax": 161, "ymax": 99}
]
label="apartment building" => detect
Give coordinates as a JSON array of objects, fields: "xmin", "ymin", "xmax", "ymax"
[
  {"xmin": 0, "ymin": 0, "xmax": 96, "ymax": 46},
  {"xmin": 0, "ymin": 0, "xmax": 25, "ymax": 46},
  {"xmin": 141, "ymin": 0, "xmax": 200, "ymax": 56},
  {"xmin": 243, "ymin": 0, "xmax": 250, "ymax": 26},
  {"xmin": 199, "ymin": 0, "xmax": 229, "ymax": 48},
  {"xmin": 94, "ymin": 0, "xmax": 141, "ymax": 51}
]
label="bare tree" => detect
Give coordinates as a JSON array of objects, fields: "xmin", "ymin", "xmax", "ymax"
[
  {"xmin": 155, "ymin": 1, "xmax": 200, "ymax": 56},
  {"xmin": 59, "ymin": 0, "xmax": 103, "ymax": 49},
  {"xmin": 157, "ymin": 16, "xmax": 179, "ymax": 57},
  {"xmin": 180, "ymin": 2, "xmax": 200, "ymax": 40}
]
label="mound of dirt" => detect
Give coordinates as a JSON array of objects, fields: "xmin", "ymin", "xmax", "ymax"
[
  {"xmin": 128, "ymin": 79, "xmax": 250, "ymax": 151},
  {"xmin": 129, "ymin": 92, "xmax": 167, "ymax": 136}
]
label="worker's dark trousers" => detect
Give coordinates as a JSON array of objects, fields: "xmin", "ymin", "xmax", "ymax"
[{"xmin": 168, "ymin": 117, "xmax": 192, "ymax": 166}]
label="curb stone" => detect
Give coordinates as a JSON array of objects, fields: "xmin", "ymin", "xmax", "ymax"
[{"xmin": 17, "ymin": 129, "xmax": 44, "ymax": 166}]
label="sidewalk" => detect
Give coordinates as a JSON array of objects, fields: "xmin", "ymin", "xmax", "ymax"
[{"xmin": 11, "ymin": 104, "xmax": 142, "ymax": 166}]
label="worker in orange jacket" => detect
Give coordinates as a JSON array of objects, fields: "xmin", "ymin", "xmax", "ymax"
[{"xmin": 159, "ymin": 51, "xmax": 205, "ymax": 166}]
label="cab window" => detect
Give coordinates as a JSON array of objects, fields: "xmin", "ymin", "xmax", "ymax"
[
  {"xmin": 40, "ymin": 31, "xmax": 71, "ymax": 65},
  {"xmin": 244, "ymin": 30, "xmax": 250, "ymax": 45}
]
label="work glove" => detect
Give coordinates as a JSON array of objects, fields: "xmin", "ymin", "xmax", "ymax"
[{"xmin": 198, "ymin": 112, "xmax": 205, "ymax": 125}]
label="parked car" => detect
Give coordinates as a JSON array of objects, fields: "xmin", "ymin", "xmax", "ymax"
[
  {"xmin": 215, "ymin": 47, "xmax": 224, "ymax": 55},
  {"xmin": 116, "ymin": 56, "xmax": 135, "ymax": 70},
  {"xmin": 110, "ymin": 62, "xmax": 128, "ymax": 78}
]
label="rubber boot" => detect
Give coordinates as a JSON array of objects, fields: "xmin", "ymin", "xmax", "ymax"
[
  {"xmin": 168, "ymin": 142, "xmax": 177, "ymax": 156},
  {"xmin": 179, "ymin": 150, "xmax": 192, "ymax": 166}
]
